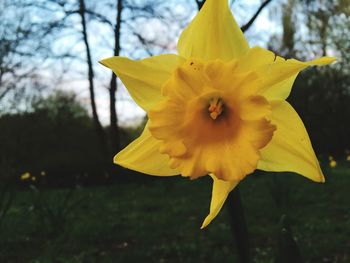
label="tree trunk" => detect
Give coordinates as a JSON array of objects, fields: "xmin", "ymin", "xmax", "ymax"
[
  {"xmin": 109, "ymin": 0, "xmax": 123, "ymax": 152},
  {"xmin": 79, "ymin": 0, "xmax": 108, "ymax": 156}
]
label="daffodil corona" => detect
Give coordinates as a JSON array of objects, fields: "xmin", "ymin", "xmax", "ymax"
[
  {"xmin": 101, "ymin": 0, "xmax": 335, "ymax": 228},
  {"xmin": 148, "ymin": 59, "xmax": 276, "ymax": 182}
]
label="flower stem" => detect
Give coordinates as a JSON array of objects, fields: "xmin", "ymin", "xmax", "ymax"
[{"xmin": 226, "ymin": 187, "xmax": 250, "ymax": 263}]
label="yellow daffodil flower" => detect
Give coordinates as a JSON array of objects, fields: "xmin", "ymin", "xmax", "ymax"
[
  {"xmin": 329, "ymin": 160, "xmax": 337, "ymax": 168},
  {"xmin": 20, "ymin": 172, "xmax": 31, "ymax": 181},
  {"xmin": 346, "ymin": 155, "xmax": 350, "ymax": 161},
  {"xmin": 100, "ymin": 0, "xmax": 335, "ymax": 228}
]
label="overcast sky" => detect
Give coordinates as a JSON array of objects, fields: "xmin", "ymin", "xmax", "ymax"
[{"xmin": 54, "ymin": 0, "xmax": 283, "ymax": 127}]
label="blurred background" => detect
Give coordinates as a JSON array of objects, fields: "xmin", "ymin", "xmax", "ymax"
[{"xmin": 0, "ymin": 0, "xmax": 349, "ymax": 262}]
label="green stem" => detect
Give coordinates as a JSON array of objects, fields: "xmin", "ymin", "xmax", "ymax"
[{"xmin": 226, "ymin": 187, "xmax": 250, "ymax": 263}]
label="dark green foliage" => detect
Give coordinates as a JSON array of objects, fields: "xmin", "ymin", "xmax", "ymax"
[
  {"xmin": 29, "ymin": 185, "xmax": 87, "ymax": 235},
  {"xmin": 1, "ymin": 168, "xmax": 349, "ymax": 263},
  {"xmin": 289, "ymin": 67, "xmax": 350, "ymax": 156},
  {"xmin": 0, "ymin": 91, "xmax": 107, "ymax": 187},
  {"xmin": 275, "ymin": 215, "xmax": 304, "ymax": 263},
  {"xmin": 0, "ymin": 185, "xmax": 15, "ymax": 231},
  {"xmin": 268, "ymin": 174, "xmax": 291, "ymax": 212}
]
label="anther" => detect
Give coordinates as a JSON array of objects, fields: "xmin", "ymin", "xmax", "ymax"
[{"xmin": 208, "ymin": 97, "xmax": 224, "ymax": 120}]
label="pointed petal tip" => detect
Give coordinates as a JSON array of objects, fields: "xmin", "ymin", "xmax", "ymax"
[
  {"xmin": 99, "ymin": 58, "xmax": 110, "ymax": 68},
  {"xmin": 200, "ymin": 176, "xmax": 239, "ymax": 229},
  {"xmin": 177, "ymin": 0, "xmax": 248, "ymax": 60},
  {"xmin": 317, "ymin": 171, "xmax": 326, "ymax": 183},
  {"xmin": 308, "ymin": 172, "xmax": 325, "ymax": 183},
  {"xmin": 304, "ymin": 161, "xmax": 326, "ymax": 183},
  {"xmin": 113, "ymin": 153, "xmax": 120, "ymax": 164},
  {"xmin": 99, "ymin": 57, "xmax": 117, "ymax": 68},
  {"xmin": 307, "ymin": 56, "xmax": 337, "ymax": 66},
  {"xmin": 113, "ymin": 153, "xmax": 129, "ymax": 169},
  {"xmin": 312, "ymin": 164, "xmax": 326, "ymax": 183},
  {"xmin": 200, "ymin": 217, "xmax": 211, "ymax": 229},
  {"xmin": 327, "ymin": 56, "xmax": 337, "ymax": 63},
  {"xmin": 258, "ymin": 102, "xmax": 329, "ymax": 184}
]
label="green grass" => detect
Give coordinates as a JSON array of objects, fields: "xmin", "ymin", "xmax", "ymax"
[{"xmin": 1, "ymin": 166, "xmax": 350, "ymax": 263}]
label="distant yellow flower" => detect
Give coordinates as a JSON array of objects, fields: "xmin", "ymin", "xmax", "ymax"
[
  {"xmin": 101, "ymin": 0, "xmax": 335, "ymax": 228},
  {"xmin": 31, "ymin": 176, "xmax": 36, "ymax": 182},
  {"xmin": 329, "ymin": 160, "xmax": 337, "ymax": 168},
  {"xmin": 346, "ymin": 155, "xmax": 350, "ymax": 161},
  {"xmin": 20, "ymin": 172, "xmax": 31, "ymax": 181},
  {"xmin": 329, "ymin": 155, "xmax": 334, "ymax": 161},
  {"xmin": 40, "ymin": 171, "xmax": 46, "ymax": 176}
]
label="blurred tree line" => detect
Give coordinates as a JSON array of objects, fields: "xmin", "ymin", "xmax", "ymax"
[
  {"xmin": 272, "ymin": 0, "xmax": 350, "ymax": 157},
  {"xmin": 0, "ymin": 0, "xmax": 349, "ymax": 187},
  {"xmin": 0, "ymin": 0, "xmax": 192, "ymax": 186},
  {"xmin": 0, "ymin": 91, "xmax": 142, "ymax": 187}
]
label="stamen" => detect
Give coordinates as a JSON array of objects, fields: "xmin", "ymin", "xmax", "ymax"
[{"xmin": 208, "ymin": 97, "xmax": 224, "ymax": 120}]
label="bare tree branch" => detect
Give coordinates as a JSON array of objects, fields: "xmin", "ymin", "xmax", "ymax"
[
  {"xmin": 195, "ymin": 0, "xmax": 205, "ymax": 10},
  {"xmin": 194, "ymin": 0, "xmax": 273, "ymax": 33},
  {"xmin": 241, "ymin": 0, "xmax": 273, "ymax": 32}
]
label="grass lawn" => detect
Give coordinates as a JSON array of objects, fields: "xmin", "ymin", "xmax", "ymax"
[{"xmin": 1, "ymin": 166, "xmax": 349, "ymax": 263}]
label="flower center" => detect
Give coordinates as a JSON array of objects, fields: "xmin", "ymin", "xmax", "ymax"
[
  {"xmin": 208, "ymin": 97, "xmax": 224, "ymax": 120},
  {"xmin": 148, "ymin": 58, "xmax": 276, "ymax": 181}
]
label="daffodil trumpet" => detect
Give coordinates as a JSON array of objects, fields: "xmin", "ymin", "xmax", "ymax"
[{"xmin": 101, "ymin": 0, "xmax": 335, "ymax": 228}]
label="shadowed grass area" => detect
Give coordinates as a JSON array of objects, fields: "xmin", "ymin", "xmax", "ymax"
[{"xmin": 1, "ymin": 166, "xmax": 349, "ymax": 263}]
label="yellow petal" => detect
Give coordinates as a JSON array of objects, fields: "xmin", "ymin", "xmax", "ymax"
[
  {"xmin": 258, "ymin": 101, "xmax": 325, "ymax": 182},
  {"xmin": 238, "ymin": 47, "xmax": 336, "ymax": 100},
  {"xmin": 201, "ymin": 175, "xmax": 239, "ymax": 229},
  {"xmin": 100, "ymin": 54, "xmax": 184, "ymax": 112},
  {"xmin": 177, "ymin": 0, "xmax": 249, "ymax": 61},
  {"xmin": 114, "ymin": 123, "xmax": 179, "ymax": 176}
]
